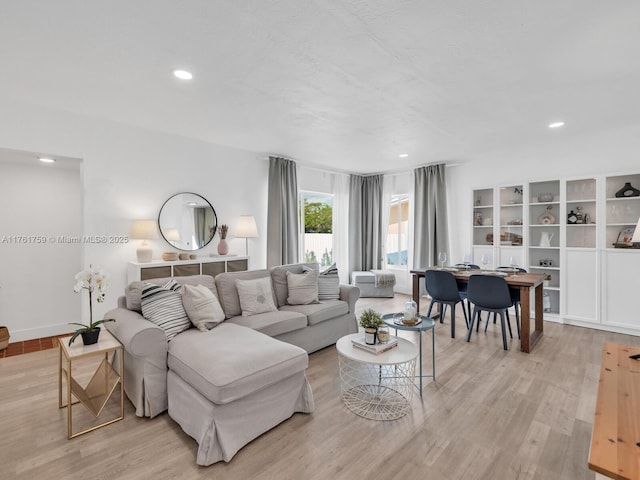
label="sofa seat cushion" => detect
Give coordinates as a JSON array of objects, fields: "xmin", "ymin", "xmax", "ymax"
[
  {"xmin": 279, "ymin": 300, "xmax": 348, "ymax": 326},
  {"xmin": 168, "ymin": 323, "xmax": 308, "ymax": 405},
  {"xmin": 226, "ymin": 310, "xmax": 307, "ymax": 337}
]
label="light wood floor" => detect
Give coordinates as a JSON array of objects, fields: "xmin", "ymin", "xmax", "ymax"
[{"xmin": 1, "ymin": 294, "xmax": 637, "ymax": 480}]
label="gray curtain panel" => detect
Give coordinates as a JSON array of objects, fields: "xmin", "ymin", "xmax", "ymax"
[
  {"xmin": 413, "ymin": 164, "xmax": 448, "ymax": 269},
  {"xmin": 348, "ymin": 174, "xmax": 384, "ymax": 273},
  {"xmin": 267, "ymin": 156, "xmax": 299, "ymax": 267},
  {"xmin": 193, "ymin": 207, "xmax": 207, "ymax": 249}
]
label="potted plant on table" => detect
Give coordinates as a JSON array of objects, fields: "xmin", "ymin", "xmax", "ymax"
[
  {"xmin": 68, "ymin": 265, "xmax": 115, "ymax": 346},
  {"xmin": 359, "ymin": 308, "xmax": 383, "ymax": 345}
]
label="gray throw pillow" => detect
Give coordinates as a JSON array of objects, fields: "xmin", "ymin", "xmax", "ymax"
[
  {"xmin": 235, "ymin": 277, "xmax": 278, "ymax": 316},
  {"xmin": 141, "ymin": 279, "xmax": 191, "ymax": 340},
  {"xmin": 181, "ymin": 284, "xmax": 226, "ymax": 331},
  {"xmin": 286, "ymin": 269, "xmax": 319, "ymax": 305}
]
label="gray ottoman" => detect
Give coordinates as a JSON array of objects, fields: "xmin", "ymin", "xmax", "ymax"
[
  {"xmin": 351, "ymin": 270, "xmax": 395, "ymax": 298},
  {"xmin": 167, "ymin": 323, "xmax": 314, "ymax": 465}
]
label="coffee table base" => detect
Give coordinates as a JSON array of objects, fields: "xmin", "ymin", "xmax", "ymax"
[{"xmin": 338, "ymin": 355, "xmax": 416, "ymax": 420}]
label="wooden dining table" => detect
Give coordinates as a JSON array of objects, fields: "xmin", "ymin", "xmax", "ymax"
[{"xmin": 410, "ymin": 268, "xmax": 545, "ymax": 353}]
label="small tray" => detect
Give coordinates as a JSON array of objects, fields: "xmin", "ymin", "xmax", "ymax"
[{"xmin": 392, "ymin": 316, "xmax": 423, "ymax": 326}]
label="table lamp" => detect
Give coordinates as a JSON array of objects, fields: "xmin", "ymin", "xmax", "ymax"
[
  {"xmin": 236, "ymin": 215, "xmax": 258, "ymax": 256},
  {"xmin": 130, "ymin": 220, "xmax": 158, "ymax": 263}
]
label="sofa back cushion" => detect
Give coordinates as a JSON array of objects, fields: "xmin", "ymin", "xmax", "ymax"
[
  {"xmin": 215, "ymin": 269, "xmax": 274, "ymax": 318},
  {"xmin": 125, "ymin": 275, "xmax": 217, "ymax": 313},
  {"xmin": 270, "ymin": 262, "xmax": 318, "ymax": 307}
]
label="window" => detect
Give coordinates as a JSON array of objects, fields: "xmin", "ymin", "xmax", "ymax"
[
  {"xmin": 300, "ymin": 191, "xmax": 333, "ymax": 267},
  {"xmin": 386, "ymin": 195, "xmax": 409, "ymax": 267}
]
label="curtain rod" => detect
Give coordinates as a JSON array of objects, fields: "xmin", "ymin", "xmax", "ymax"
[{"xmin": 263, "ymin": 154, "xmax": 461, "ymax": 176}]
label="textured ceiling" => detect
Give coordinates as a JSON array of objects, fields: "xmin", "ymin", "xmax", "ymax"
[{"xmin": 1, "ymin": 1, "xmax": 639, "ymax": 174}]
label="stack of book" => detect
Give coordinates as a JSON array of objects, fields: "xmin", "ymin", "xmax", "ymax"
[{"xmin": 351, "ymin": 335, "xmax": 398, "ymax": 355}]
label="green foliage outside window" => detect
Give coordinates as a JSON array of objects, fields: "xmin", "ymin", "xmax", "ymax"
[{"xmin": 304, "ymin": 200, "xmax": 332, "ymax": 233}]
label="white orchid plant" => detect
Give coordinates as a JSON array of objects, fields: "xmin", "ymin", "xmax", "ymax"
[{"xmin": 68, "ymin": 265, "xmax": 115, "ymax": 345}]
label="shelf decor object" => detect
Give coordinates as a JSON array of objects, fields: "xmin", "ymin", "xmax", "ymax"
[
  {"xmin": 614, "ymin": 182, "xmax": 640, "ymax": 198},
  {"xmin": 538, "ymin": 205, "xmax": 555, "ymax": 225},
  {"xmin": 633, "ymin": 217, "xmax": 640, "ymax": 244}
]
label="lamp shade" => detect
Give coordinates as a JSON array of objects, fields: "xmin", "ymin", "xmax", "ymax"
[
  {"xmin": 165, "ymin": 228, "xmax": 181, "ymax": 242},
  {"xmin": 632, "ymin": 217, "xmax": 640, "ymax": 243},
  {"xmin": 130, "ymin": 220, "xmax": 158, "ymax": 240},
  {"xmin": 236, "ymin": 215, "xmax": 258, "ymax": 238}
]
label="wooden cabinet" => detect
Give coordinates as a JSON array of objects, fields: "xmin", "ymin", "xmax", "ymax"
[{"xmin": 128, "ymin": 256, "xmax": 249, "ymax": 283}]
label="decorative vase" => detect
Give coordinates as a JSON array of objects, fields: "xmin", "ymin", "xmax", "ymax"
[
  {"xmin": 81, "ymin": 328, "xmax": 100, "ymax": 346},
  {"xmin": 364, "ymin": 327, "xmax": 377, "ymax": 345},
  {"xmin": 217, "ymin": 239, "xmax": 229, "ymax": 255}
]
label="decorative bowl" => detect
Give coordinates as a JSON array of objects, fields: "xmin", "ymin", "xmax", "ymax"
[
  {"xmin": 537, "ymin": 192, "xmax": 554, "ymax": 202},
  {"xmin": 162, "ymin": 252, "xmax": 179, "ymax": 261}
]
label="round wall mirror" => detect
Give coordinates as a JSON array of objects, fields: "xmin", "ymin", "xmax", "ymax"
[{"xmin": 158, "ymin": 192, "xmax": 217, "ymax": 251}]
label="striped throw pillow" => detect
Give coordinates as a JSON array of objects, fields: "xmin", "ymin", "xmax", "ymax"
[
  {"xmin": 141, "ymin": 279, "xmax": 191, "ymax": 340},
  {"xmin": 308, "ymin": 264, "xmax": 340, "ymax": 300}
]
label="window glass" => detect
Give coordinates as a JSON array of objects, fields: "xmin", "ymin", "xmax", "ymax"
[
  {"xmin": 300, "ymin": 192, "xmax": 333, "ymax": 267},
  {"xmin": 386, "ymin": 195, "xmax": 409, "ymax": 266}
]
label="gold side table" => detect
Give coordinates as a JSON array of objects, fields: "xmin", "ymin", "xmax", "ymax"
[{"xmin": 58, "ymin": 329, "xmax": 124, "ymax": 438}]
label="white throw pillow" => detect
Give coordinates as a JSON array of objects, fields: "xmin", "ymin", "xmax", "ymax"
[
  {"xmin": 181, "ymin": 284, "xmax": 226, "ymax": 331},
  {"xmin": 141, "ymin": 279, "xmax": 191, "ymax": 340},
  {"xmin": 286, "ymin": 269, "xmax": 319, "ymax": 305},
  {"xmin": 235, "ymin": 277, "xmax": 278, "ymax": 316}
]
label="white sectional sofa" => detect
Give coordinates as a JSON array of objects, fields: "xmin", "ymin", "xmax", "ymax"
[{"xmin": 105, "ymin": 262, "xmax": 359, "ymax": 465}]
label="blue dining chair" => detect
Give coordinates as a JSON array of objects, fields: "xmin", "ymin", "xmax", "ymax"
[
  {"xmin": 466, "ymin": 274, "xmax": 513, "ymax": 350},
  {"xmin": 425, "ymin": 270, "xmax": 468, "ymax": 339}
]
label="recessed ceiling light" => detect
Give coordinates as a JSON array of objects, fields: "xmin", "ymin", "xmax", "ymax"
[
  {"xmin": 173, "ymin": 69, "xmax": 193, "ymax": 80},
  {"xmin": 399, "ymin": 153, "xmax": 409, "ymax": 158},
  {"xmin": 548, "ymin": 122, "xmax": 565, "ymax": 129},
  {"xmin": 39, "ymin": 157, "xmax": 56, "ymax": 163}
]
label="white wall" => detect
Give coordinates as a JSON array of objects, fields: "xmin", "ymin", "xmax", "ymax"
[
  {"xmin": 0, "ymin": 99, "xmax": 268, "ymax": 340},
  {"xmin": 0, "ymin": 160, "xmax": 83, "ymax": 340}
]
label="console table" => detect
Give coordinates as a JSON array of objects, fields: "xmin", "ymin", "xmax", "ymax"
[{"xmin": 128, "ymin": 256, "xmax": 248, "ymax": 283}]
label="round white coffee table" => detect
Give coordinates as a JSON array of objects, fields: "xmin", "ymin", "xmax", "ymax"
[{"xmin": 336, "ymin": 334, "xmax": 418, "ymax": 420}]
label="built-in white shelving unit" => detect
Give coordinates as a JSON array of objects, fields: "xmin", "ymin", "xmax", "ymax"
[{"xmin": 471, "ymin": 172, "xmax": 640, "ymax": 335}]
